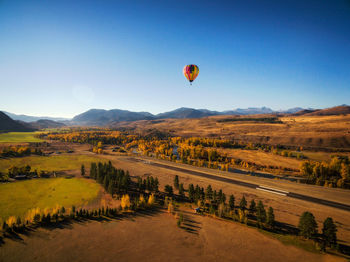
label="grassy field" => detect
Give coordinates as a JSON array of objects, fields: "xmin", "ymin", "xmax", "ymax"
[
  {"xmin": 218, "ymin": 148, "xmax": 302, "ymax": 171},
  {"xmin": 0, "ymin": 178, "xmax": 101, "ymax": 220},
  {"xmin": 0, "ymin": 154, "xmax": 106, "ymax": 173},
  {"xmin": 0, "ymin": 132, "xmax": 44, "ymax": 143}
]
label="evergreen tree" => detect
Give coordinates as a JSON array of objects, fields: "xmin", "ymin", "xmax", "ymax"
[
  {"xmin": 206, "ymin": 185, "xmax": 213, "ymax": 200},
  {"xmin": 229, "ymin": 195, "xmax": 235, "ymax": 210},
  {"xmin": 298, "ymin": 211, "xmax": 318, "ymax": 239},
  {"xmin": 90, "ymin": 162, "xmax": 97, "ymax": 179},
  {"xmin": 174, "ymin": 175, "xmax": 179, "ymax": 190},
  {"xmin": 188, "ymin": 184, "xmax": 195, "ymax": 202},
  {"xmin": 213, "ymin": 190, "xmax": 217, "ymax": 202},
  {"xmin": 108, "ymin": 182, "xmax": 114, "ymax": 196},
  {"xmin": 322, "ymin": 217, "xmax": 337, "ymax": 248},
  {"xmin": 81, "ymin": 164, "xmax": 85, "ymax": 177},
  {"xmin": 154, "ymin": 177, "xmax": 159, "ymax": 192},
  {"xmin": 256, "ymin": 201, "xmax": 266, "ymax": 226},
  {"xmin": 164, "ymin": 185, "xmax": 173, "ymax": 196},
  {"xmin": 179, "ymin": 183, "xmax": 185, "ymax": 197},
  {"xmin": 103, "ymin": 175, "xmax": 109, "ymax": 190},
  {"xmin": 266, "ymin": 207, "xmax": 275, "ymax": 229},
  {"xmin": 239, "ymin": 196, "xmax": 247, "ymax": 210},
  {"xmin": 249, "ymin": 199, "xmax": 256, "ymax": 214}
]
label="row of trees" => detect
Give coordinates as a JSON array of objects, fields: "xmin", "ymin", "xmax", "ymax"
[
  {"xmin": 1, "ymin": 193, "xmax": 157, "ymax": 235},
  {"xmin": 167, "ymin": 175, "xmax": 338, "ymax": 250},
  {"xmin": 43, "ymin": 129, "xmax": 301, "ymax": 175},
  {"xmin": 300, "ymin": 156, "xmax": 350, "ymax": 188},
  {"xmin": 88, "ymin": 161, "xmax": 131, "ymax": 195},
  {"xmin": 0, "ymin": 146, "xmax": 43, "ymax": 158}
]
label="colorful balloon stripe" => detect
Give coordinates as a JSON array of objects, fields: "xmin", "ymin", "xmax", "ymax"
[{"xmin": 183, "ymin": 64, "xmax": 199, "ymax": 83}]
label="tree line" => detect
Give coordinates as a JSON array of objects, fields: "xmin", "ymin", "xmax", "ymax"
[
  {"xmin": 164, "ymin": 175, "xmax": 339, "ymax": 252},
  {"xmin": 300, "ymin": 156, "xmax": 350, "ymax": 188},
  {"xmin": 0, "ymin": 146, "xmax": 43, "ymax": 158}
]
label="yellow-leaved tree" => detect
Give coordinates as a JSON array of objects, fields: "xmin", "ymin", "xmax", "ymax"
[
  {"xmin": 139, "ymin": 195, "xmax": 146, "ymax": 207},
  {"xmin": 121, "ymin": 194, "xmax": 130, "ymax": 210},
  {"xmin": 6, "ymin": 216, "xmax": 17, "ymax": 228},
  {"xmin": 148, "ymin": 194, "xmax": 155, "ymax": 206}
]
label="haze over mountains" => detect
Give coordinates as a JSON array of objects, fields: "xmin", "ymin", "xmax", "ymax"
[
  {"xmin": 70, "ymin": 107, "xmax": 309, "ymax": 126},
  {"xmin": 2, "ymin": 105, "xmax": 349, "ymax": 128},
  {"xmin": 3, "ymin": 111, "xmax": 70, "ymax": 122}
]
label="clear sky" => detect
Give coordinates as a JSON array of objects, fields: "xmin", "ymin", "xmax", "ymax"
[{"xmin": 1, "ymin": 0, "xmax": 349, "ymax": 118}]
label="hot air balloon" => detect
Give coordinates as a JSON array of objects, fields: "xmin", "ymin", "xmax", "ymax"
[{"xmin": 183, "ymin": 64, "xmax": 199, "ymax": 85}]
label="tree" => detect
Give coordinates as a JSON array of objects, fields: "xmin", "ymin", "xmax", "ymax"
[
  {"xmin": 121, "ymin": 194, "xmax": 131, "ymax": 210},
  {"xmin": 322, "ymin": 217, "xmax": 337, "ymax": 248},
  {"xmin": 179, "ymin": 183, "xmax": 185, "ymax": 197},
  {"xmin": 206, "ymin": 185, "xmax": 213, "ymax": 200},
  {"xmin": 239, "ymin": 196, "xmax": 247, "ymax": 210},
  {"xmin": 164, "ymin": 185, "xmax": 173, "ymax": 196},
  {"xmin": 174, "ymin": 175, "xmax": 179, "ymax": 190},
  {"xmin": 229, "ymin": 195, "xmax": 235, "ymax": 210},
  {"xmin": 90, "ymin": 162, "xmax": 97, "ymax": 178},
  {"xmin": 81, "ymin": 164, "xmax": 85, "ymax": 177},
  {"xmin": 256, "ymin": 201, "xmax": 266, "ymax": 226},
  {"xmin": 249, "ymin": 199, "xmax": 256, "ymax": 214},
  {"xmin": 188, "ymin": 184, "xmax": 195, "ymax": 202},
  {"xmin": 340, "ymin": 163, "xmax": 349, "ymax": 181},
  {"xmin": 108, "ymin": 182, "xmax": 114, "ymax": 196},
  {"xmin": 266, "ymin": 207, "xmax": 275, "ymax": 229},
  {"xmin": 148, "ymin": 194, "xmax": 155, "ymax": 206},
  {"xmin": 298, "ymin": 211, "xmax": 318, "ymax": 239}
]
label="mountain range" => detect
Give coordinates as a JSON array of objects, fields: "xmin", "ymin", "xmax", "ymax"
[
  {"xmin": 70, "ymin": 107, "xmax": 307, "ymax": 126},
  {"xmin": 3, "ymin": 111, "xmax": 70, "ymax": 122},
  {"xmin": 2, "ymin": 105, "xmax": 349, "ymax": 128}
]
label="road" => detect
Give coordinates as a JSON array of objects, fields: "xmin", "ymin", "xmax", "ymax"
[{"xmin": 129, "ymin": 158, "xmax": 350, "ymax": 212}]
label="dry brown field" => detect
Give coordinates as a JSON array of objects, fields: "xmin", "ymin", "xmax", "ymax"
[
  {"xmin": 0, "ymin": 209, "xmax": 346, "ymax": 262},
  {"xmin": 92, "ymin": 153, "xmax": 350, "ymax": 247},
  {"xmin": 111, "ymin": 114, "xmax": 350, "ymax": 150}
]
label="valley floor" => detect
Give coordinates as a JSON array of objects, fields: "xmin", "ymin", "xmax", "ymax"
[{"xmin": 0, "ymin": 210, "xmax": 345, "ymax": 262}]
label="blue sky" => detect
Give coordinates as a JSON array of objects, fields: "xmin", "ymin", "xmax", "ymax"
[{"xmin": 1, "ymin": 0, "xmax": 349, "ymax": 117}]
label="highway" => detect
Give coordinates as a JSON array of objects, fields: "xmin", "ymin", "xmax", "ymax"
[{"xmin": 130, "ymin": 158, "xmax": 350, "ymax": 212}]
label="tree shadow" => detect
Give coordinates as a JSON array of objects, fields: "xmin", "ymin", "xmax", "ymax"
[{"xmin": 1, "ymin": 207, "xmax": 163, "ymax": 246}]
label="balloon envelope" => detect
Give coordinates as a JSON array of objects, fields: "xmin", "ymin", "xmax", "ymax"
[{"xmin": 183, "ymin": 64, "xmax": 199, "ymax": 83}]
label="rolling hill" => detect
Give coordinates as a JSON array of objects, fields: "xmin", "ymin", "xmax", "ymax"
[
  {"xmin": 28, "ymin": 119, "xmax": 66, "ymax": 129},
  {"xmin": 70, "ymin": 107, "xmax": 305, "ymax": 126},
  {"xmin": 71, "ymin": 109, "xmax": 154, "ymax": 126},
  {"xmin": 0, "ymin": 111, "xmax": 36, "ymax": 132}
]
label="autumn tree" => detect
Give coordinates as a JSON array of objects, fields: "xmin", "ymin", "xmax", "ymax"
[{"xmin": 121, "ymin": 194, "xmax": 131, "ymax": 210}]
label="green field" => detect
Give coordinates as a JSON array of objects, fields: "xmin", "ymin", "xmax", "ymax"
[
  {"xmin": 0, "ymin": 132, "xmax": 44, "ymax": 143},
  {"xmin": 0, "ymin": 154, "xmax": 106, "ymax": 173},
  {"xmin": 0, "ymin": 178, "xmax": 101, "ymax": 220}
]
